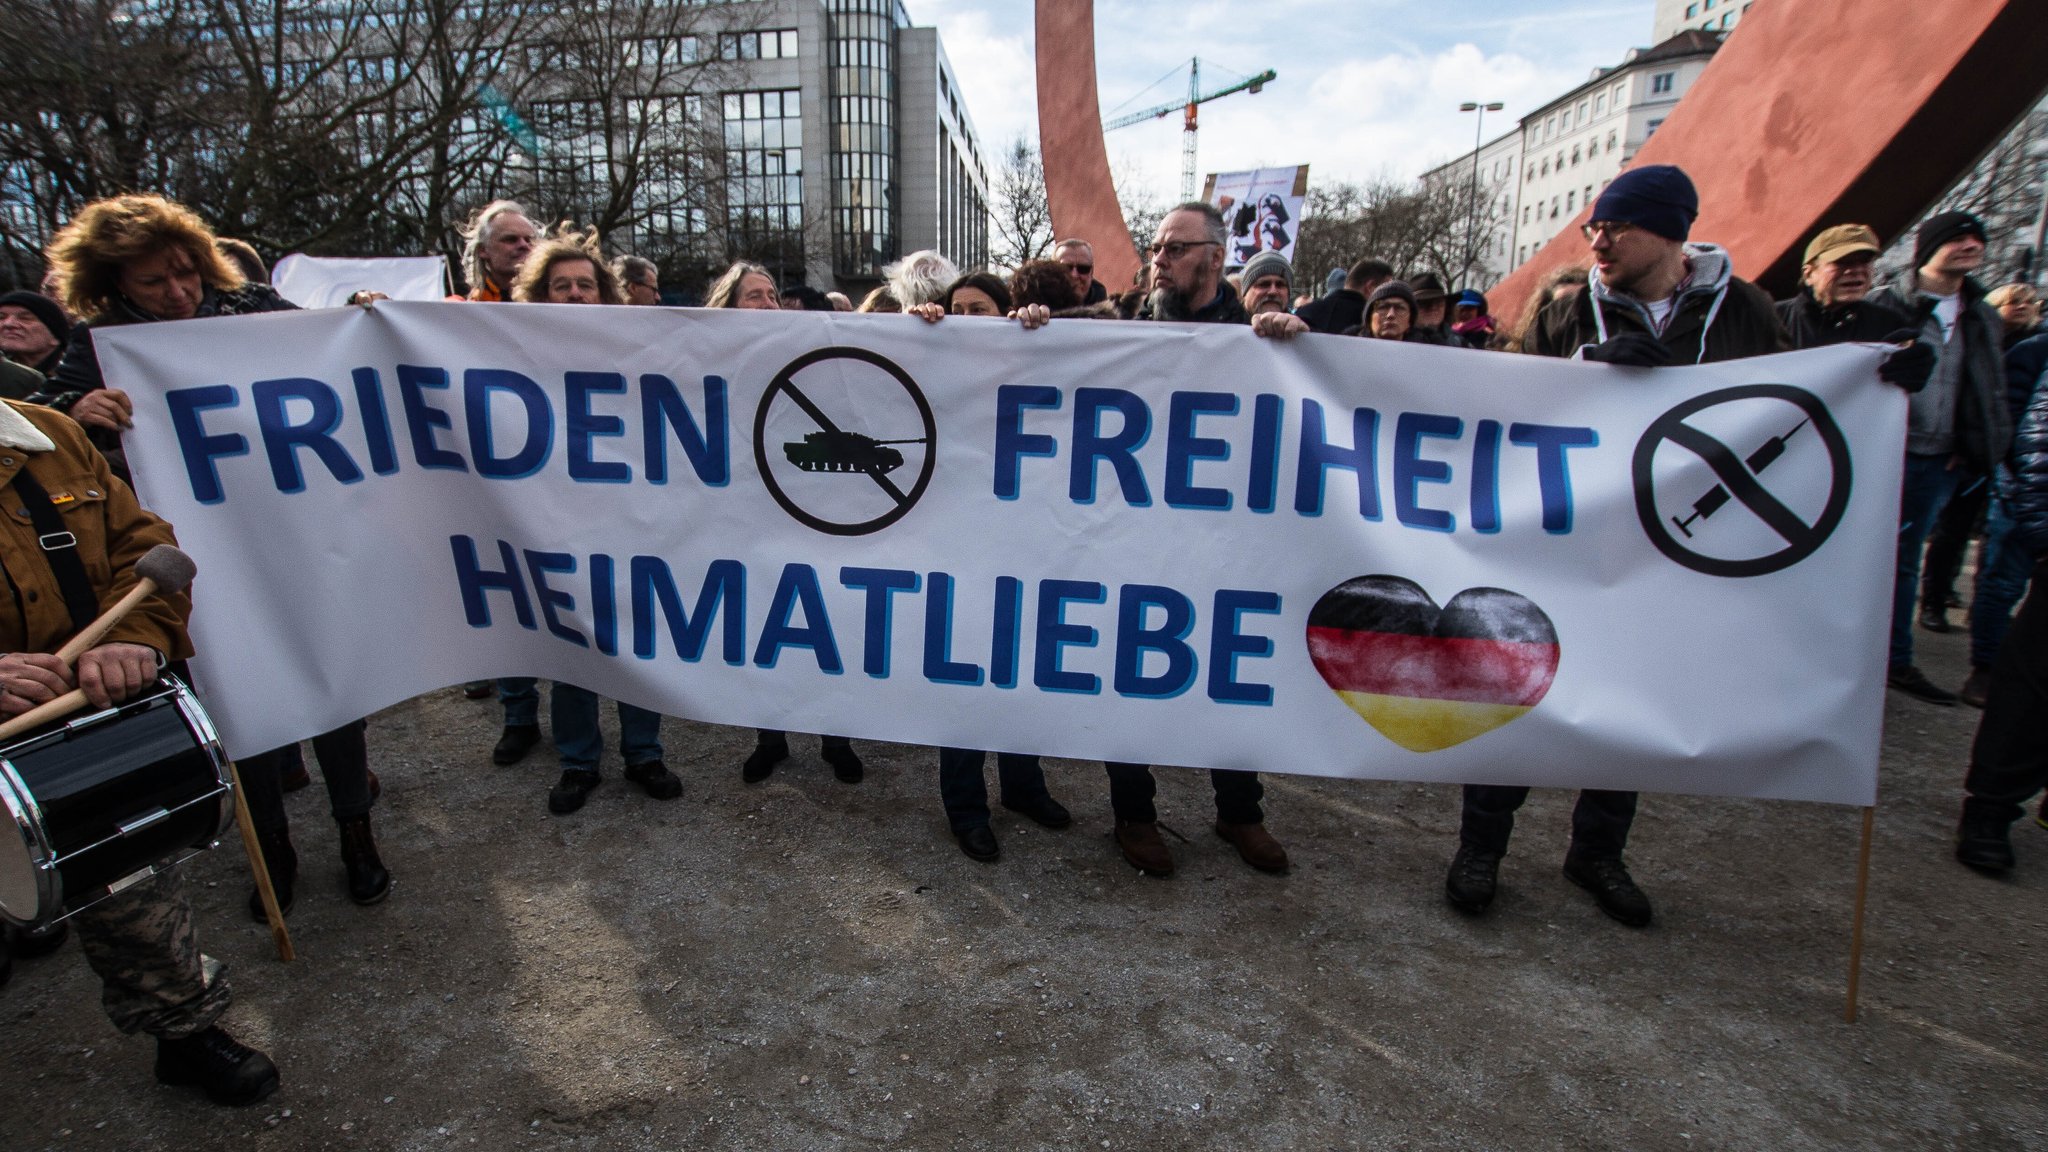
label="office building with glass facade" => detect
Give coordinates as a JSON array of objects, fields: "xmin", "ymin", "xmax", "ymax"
[{"xmin": 705, "ymin": 0, "xmax": 989, "ymax": 293}]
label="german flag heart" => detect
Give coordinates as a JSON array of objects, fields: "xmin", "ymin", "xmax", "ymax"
[{"xmin": 1306, "ymin": 576, "xmax": 1559, "ymax": 753}]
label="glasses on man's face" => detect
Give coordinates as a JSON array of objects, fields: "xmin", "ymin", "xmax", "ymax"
[
  {"xmin": 1581, "ymin": 221, "xmax": 1636, "ymax": 243},
  {"xmin": 1146, "ymin": 240, "xmax": 1218, "ymax": 261},
  {"xmin": 1061, "ymin": 262, "xmax": 1094, "ymax": 276}
]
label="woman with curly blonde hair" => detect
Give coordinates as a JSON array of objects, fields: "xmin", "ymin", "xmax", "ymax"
[{"xmin": 36, "ymin": 194, "xmax": 295, "ymax": 453}]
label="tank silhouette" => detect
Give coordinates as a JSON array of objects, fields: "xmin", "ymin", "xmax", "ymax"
[{"xmin": 782, "ymin": 430, "xmax": 927, "ymax": 474}]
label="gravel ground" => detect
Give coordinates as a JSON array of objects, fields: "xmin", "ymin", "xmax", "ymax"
[{"xmin": 2, "ymin": 613, "xmax": 2044, "ymax": 1151}]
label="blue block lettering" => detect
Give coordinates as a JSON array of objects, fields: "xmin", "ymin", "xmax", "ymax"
[
  {"xmin": 1393, "ymin": 412, "xmax": 1462, "ymax": 532},
  {"xmin": 754, "ymin": 563, "xmax": 842, "ymax": 672},
  {"xmin": 165, "ymin": 385, "xmax": 249, "ymax": 504},
  {"xmin": 1034, "ymin": 579, "xmax": 1105, "ymax": 694},
  {"xmin": 993, "ymin": 385, "xmax": 1061, "ymax": 500},
  {"xmin": 1068, "ymin": 388, "xmax": 1151, "ymax": 506},
  {"xmin": 1113, "ymin": 584, "xmax": 1197, "ymax": 698},
  {"xmin": 565, "ymin": 371, "xmax": 631, "ymax": 483},
  {"xmin": 1209, "ymin": 590, "xmax": 1281, "ymax": 705}
]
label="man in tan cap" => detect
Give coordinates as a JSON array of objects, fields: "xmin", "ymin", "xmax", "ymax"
[{"xmin": 1776, "ymin": 224, "xmax": 1918, "ymax": 349}]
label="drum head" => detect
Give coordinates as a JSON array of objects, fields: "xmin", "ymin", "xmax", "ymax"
[{"xmin": 0, "ymin": 768, "xmax": 44, "ymax": 923}]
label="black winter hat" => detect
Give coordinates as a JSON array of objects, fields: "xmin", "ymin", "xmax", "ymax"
[
  {"xmin": 1590, "ymin": 165, "xmax": 1698, "ymax": 242},
  {"xmin": 1914, "ymin": 211, "xmax": 1986, "ymax": 271},
  {"xmin": 1364, "ymin": 280, "xmax": 1418, "ymax": 329},
  {"xmin": 0, "ymin": 290, "xmax": 70, "ymax": 347}
]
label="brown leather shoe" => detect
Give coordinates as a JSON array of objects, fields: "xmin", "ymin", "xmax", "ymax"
[
  {"xmin": 1115, "ymin": 819, "xmax": 1175, "ymax": 876},
  {"xmin": 1215, "ymin": 820, "xmax": 1289, "ymax": 873}
]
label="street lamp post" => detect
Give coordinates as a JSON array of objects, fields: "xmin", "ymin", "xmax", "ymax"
[{"xmin": 1459, "ymin": 100, "xmax": 1505, "ymax": 291}]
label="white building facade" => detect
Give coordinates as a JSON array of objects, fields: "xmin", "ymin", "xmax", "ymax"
[{"xmin": 1419, "ymin": 29, "xmax": 1723, "ymax": 285}]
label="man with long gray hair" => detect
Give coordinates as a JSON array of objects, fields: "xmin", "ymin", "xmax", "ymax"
[{"xmin": 459, "ymin": 199, "xmax": 539, "ymax": 302}]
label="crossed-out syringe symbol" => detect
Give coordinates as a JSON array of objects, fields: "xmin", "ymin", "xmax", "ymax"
[{"xmin": 1670, "ymin": 417, "xmax": 1811, "ymax": 538}]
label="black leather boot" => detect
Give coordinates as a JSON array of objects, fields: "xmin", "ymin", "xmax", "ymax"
[
  {"xmin": 155, "ymin": 1025, "xmax": 280, "ymax": 1106},
  {"xmin": 247, "ymin": 827, "xmax": 297, "ymax": 922},
  {"xmin": 336, "ymin": 814, "xmax": 391, "ymax": 905}
]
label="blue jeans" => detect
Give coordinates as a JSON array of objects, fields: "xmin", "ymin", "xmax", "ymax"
[
  {"xmin": 1892, "ymin": 453, "xmax": 1961, "ymax": 668},
  {"xmin": 498, "ymin": 677, "xmax": 540, "ymax": 726},
  {"xmin": 550, "ymin": 684, "xmax": 663, "ymax": 773},
  {"xmin": 938, "ymin": 747, "xmax": 1056, "ymax": 832},
  {"xmin": 1971, "ymin": 494, "xmax": 2037, "ymax": 670}
]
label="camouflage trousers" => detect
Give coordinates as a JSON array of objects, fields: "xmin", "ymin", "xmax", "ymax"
[{"xmin": 68, "ymin": 868, "xmax": 231, "ymax": 1039}]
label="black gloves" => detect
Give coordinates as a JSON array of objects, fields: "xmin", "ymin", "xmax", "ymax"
[
  {"xmin": 1877, "ymin": 329, "xmax": 1935, "ymax": 393},
  {"xmin": 1582, "ymin": 331, "xmax": 1675, "ymax": 368}
]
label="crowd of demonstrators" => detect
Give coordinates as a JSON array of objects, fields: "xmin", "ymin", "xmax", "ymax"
[{"xmin": 1, "ymin": 152, "xmax": 2043, "ymax": 1112}]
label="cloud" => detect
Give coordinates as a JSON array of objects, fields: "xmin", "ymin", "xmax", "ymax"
[{"xmin": 913, "ymin": 1, "xmax": 1648, "ymax": 195}]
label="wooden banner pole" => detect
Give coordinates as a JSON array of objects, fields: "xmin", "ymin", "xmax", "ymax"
[{"xmin": 1844, "ymin": 804, "xmax": 1875, "ymax": 1022}]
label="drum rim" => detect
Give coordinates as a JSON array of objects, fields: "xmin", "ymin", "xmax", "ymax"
[{"xmin": 0, "ymin": 752, "xmax": 59, "ymax": 928}]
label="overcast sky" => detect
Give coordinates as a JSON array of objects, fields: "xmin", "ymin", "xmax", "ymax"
[{"xmin": 911, "ymin": 0, "xmax": 1659, "ymax": 196}]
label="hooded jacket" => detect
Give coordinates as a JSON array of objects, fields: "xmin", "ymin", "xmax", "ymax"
[
  {"xmin": 1870, "ymin": 273, "xmax": 2011, "ymax": 470},
  {"xmin": 1524, "ymin": 243, "xmax": 1788, "ymax": 364}
]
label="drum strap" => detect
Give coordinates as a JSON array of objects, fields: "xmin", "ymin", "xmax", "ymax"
[{"xmin": 11, "ymin": 467, "xmax": 100, "ymax": 634}]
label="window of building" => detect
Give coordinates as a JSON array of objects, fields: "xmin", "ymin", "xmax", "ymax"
[
  {"xmin": 1607, "ymin": 131, "xmax": 1618, "ymax": 150},
  {"xmin": 1651, "ymin": 72, "xmax": 1674, "ymax": 94},
  {"xmin": 1545, "ymin": 115, "xmax": 1556, "ymax": 137},
  {"xmin": 722, "ymin": 88, "xmax": 806, "ymax": 272},
  {"xmin": 1646, "ymin": 117, "xmax": 1665, "ymax": 136},
  {"xmin": 1586, "ymin": 138, "xmax": 1598, "ymax": 158},
  {"xmin": 1566, "ymin": 191, "xmax": 1575, "ymax": 212},
  {"xmin": 1578, "ymin": 100, "xmax": 1589, "ymax": 124},
  {"xmin": 1595, "ymin": 93, "xmax": 1606, "ymax": 115},
  {"xmin": 1685, "ymin": 2, "xmax": 1697, "ymax": 14},
  {"xmin": 1571, "ymin": 146, "xmax": 1580, "ymax": 166},
  {"xmin": 720, "ymin": 30, "xmax": 799, "ymax": 61},
  {"xmin": 1704, "ymin": 0, "xmax": 1715, "ymax": 9}
]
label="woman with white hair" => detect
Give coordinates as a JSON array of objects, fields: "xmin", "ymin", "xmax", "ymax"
[{"xmin": 882, "ymin": 249, "xmax": 959, "ymax": 309}]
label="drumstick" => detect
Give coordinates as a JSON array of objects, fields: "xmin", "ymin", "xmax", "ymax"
[
  {"xmin": 54, "ymin": 545, "xmax": 198, "ymax": 667},
  {"xmin": 0, "ymin": 687, "xmax": 87, "ymax": 742},
  {"xmin": 230, "ymin": 760, "xmax": 295, "ymax": 962}
]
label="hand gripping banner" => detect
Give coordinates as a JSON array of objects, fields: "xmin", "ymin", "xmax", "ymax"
[{"xmin": 98, "ymin": 304, "xmax": 1899, "ymax": 805}]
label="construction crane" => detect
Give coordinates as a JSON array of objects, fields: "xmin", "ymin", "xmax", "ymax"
[{"xmin": 1103, "ymin": 59, "xmax": 1277, "ymax": 201}]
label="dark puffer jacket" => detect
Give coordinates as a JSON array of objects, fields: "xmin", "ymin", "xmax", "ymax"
[{"xmin": 2004, "ymin": 332, "xmax": 2048, "ymax": 557}]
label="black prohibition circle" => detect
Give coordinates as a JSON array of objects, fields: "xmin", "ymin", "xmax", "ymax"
[
  {"xmin": 1631, "ymin": 383, "xmax": 1852, "ymax": 578},
  {"xmin": 752, "ymin": 345, "xmax": 938, "ymax": 536}
]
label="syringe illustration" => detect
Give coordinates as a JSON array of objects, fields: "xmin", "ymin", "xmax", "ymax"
[{"xmin": 1670, "ymin": 417, "xmax": 1810, "ymax": 538}]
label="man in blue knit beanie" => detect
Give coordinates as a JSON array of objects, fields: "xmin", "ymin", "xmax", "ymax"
[{"xmin": 1464, "ymin": 164, "xmax": 1790, "ymax": 930}]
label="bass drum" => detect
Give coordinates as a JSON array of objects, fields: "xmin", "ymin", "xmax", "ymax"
[{"xmin": 0, "ymin": 677, "xmax": 234, "ymax": 927}]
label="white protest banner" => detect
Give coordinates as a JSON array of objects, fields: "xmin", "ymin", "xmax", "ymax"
[
  {"xmin": 272, "ymin": 254, "xmax": 449, "ymax": 308},
  {"xmin": 1204, "ymin": 165, "xmax": 1309, "ymax": 268},
  {"xmin": 98, "ymin": 303, "xmax": 1897, "ymax": 805}
]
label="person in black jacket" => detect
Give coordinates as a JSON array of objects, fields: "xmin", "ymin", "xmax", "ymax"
[
  {"xmin": 1869, "ymin": 212, "xmax": 2012, "ymax": 705},
  {"xmin": 1954, "ymin": 331, "xmax": 2048, "ymax": 873},
  {"xmin": 1294, "ymin": 257, "xmax": 1392, "ymax": 335}
]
